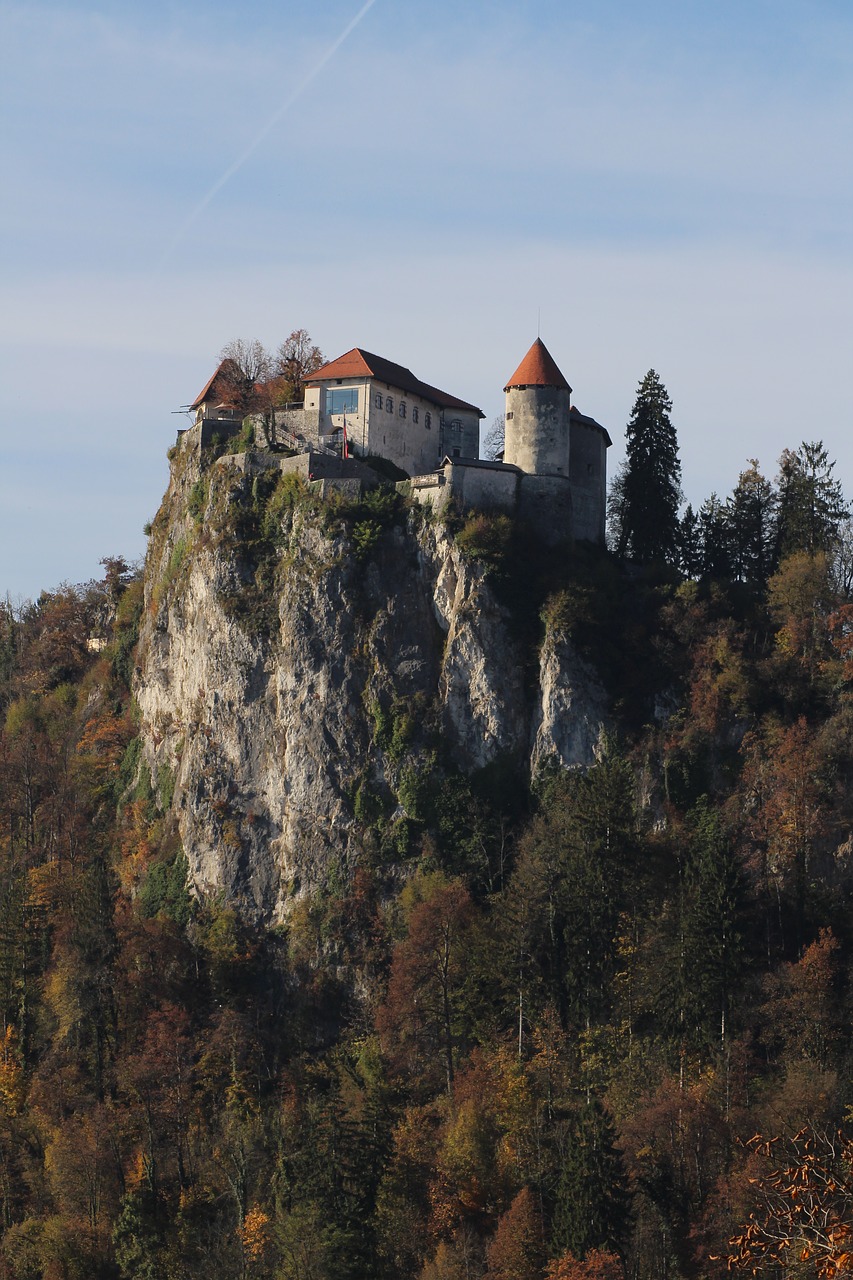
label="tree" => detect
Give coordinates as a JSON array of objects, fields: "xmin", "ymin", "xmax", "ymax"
[
  {"xmin": 724, "ymin": 1126, "xmax": 853, "ymax": 1276},
  {"xmin": 685, "ymin": 801, "xmax": 748, "ymax": 1051},
  {"xmin": 376, "ymin": 875, "xmax": 475, "ymax": 1095},
  {"xmin": 775, "ymin": 441, "xmax": 849, "ymax": 562},
  {"xmin": 482, "ymin": 415, "xmax": 505, "ymax": 461},
  {"xmin": 551, "ymin": 1102, "xmax": 631, "ymax": 1261},
  {"xmin": 504, "ymin": 752, "xmax": 636, "ymax": 1039},
  {"xmin": 484, "ymin": 1186, "xmax": 545, "ymax": 1280},
  {"xmin": 217, "ymin": 339, "xmax": 272, "ymax": 416},
  {"xmin": 767, "ymin": 550, "xmax": 836, "ymax": 684},
  {"xmin": 617, "ymin": 371, "xmax": 682, "ymax": 565},
  {"xmin": 274, "ymin": 329, "xmax": 324, "ymax": 403},
  {"xmin": 696, "ymin": 494, "xmax": 733, "ymax": 582},
  {"xmin": 546, "ymin": 1249, "xmax": 624, "ymax": 1280},
  {"xmin": 727, "ymin": 459, "xmax": 775, "ymax": 587},
  {"xmin": 677, "ymin": 504, "xmax": 701, "ymax": 579}
]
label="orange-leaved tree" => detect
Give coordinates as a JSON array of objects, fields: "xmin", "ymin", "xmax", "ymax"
[
  {"xmin": 545, "ymin": 1247, "xmax": 624, "ymax": 1280},
  {"xmin": 723, "ymin": 1125, "xmax": 853, "ymax": 1275}
]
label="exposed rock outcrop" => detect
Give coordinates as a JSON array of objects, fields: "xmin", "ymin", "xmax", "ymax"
[{"xmin": 135, "ymin": 440, "xmax": 609, "ymax": 922}]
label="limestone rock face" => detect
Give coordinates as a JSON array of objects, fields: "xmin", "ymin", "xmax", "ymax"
[
  {"xmin": 135, "ymin": 444, "xmax": 609, "ymax": 922},
  {"xmin": 531, "ymin": 633, "xmax": 609, "ymax": 775}
]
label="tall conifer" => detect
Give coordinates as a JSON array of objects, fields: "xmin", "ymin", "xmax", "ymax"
[{"xmin": 618, "ymin": 371, "xmax": 682, "ymax": 564}]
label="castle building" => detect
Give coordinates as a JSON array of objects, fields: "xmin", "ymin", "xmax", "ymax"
[
  {"xmin": 185, "ymin": 338, "xmax": 609, "ymax": 544},
  {"xmin": 408, "ymin": 339, "xmax": 610, "ymax": 544},
  {"xmin": 281, "ymin": 348, "xmax": 483, "ymax": 476}
]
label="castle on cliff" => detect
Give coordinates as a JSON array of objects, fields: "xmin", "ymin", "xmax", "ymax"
[
  {"xmin": 406, "ymin": 339, "xmax": 610, "ymax": 545},
  {"xmin": 188, "ymin": 338, "xmax": 610, "ymax": 545}
]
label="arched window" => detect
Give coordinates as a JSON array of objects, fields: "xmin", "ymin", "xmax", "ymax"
[
  {"xmin": 399, "ymin": 401, "xmax": 407, "ymax": 419},
  {"xmin": 412, "ymin": 406, "xmax": 419, "ymax": 424},
  {"xmin": 425, "ymin": 411, "xmax": 432, "ymax": 429},
  {"xmin": 386, "ymin": 396, "xmax": 393, "ymax": 413}
]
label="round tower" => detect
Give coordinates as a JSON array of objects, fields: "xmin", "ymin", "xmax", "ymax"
[{"xmin": 503, "ymin": 338, "xmax": 572, "ymax": 476}]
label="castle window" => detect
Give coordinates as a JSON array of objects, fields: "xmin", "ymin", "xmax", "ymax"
[
  {"xmin": 326, "ymin": 387, "xmax": 358, "ymax": 415},
  {"xmin": 400, "ymin": 401, "xmax": 407, "ymax": 419},
  {"xmin": 587, "ymin": 462, "xmax": 595, "ymax": 475},
  {"xmin": 506, "ymin": 412, "xmax": 514, "ymax": 420},
  {"xmin": 412, "ymin": 406, "xmax": 419, "ymax": 424},
  {"xmin": 452, "ymin": 448, "xmax": 461, "ymax": 458},
  {"xmin": 375, "ymin": 392, "xmax": 383, "ymax": 409},
  {"xmin": 450, "ymin": 418, "xmax": 461, "ymax": 432},
  {"xmin": 425, "ymin": 412, "xmax": 432, "ymax": 429},
  {"xmin": 386, "ymin": 396, "xmax": 393, "ymax": 413}
]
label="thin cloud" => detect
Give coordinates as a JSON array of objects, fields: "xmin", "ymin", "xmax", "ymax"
[{"xmin": 157, "ymin": 0, "xmax": 379, "ymax": 269}]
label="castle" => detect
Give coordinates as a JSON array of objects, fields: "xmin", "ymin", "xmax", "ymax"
[
  {"xmin": 188, "ymin": 338, "xmax": 610, "ymax": 544},
  {"xmin": 406, "ymin": 339, "xmax": 611, "ymax": 545}
]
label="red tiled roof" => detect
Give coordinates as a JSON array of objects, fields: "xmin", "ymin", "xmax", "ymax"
[
  {"xmin": 189, "ymin": 359, "xmax": 240, "ymax": 410},
  {"xmin": 305, "ymin": 348, "xmax": 484, "ymax": 418},
  {"xmin": 504, "ymin": 339, "xmax": 571, "ymax": 393}
]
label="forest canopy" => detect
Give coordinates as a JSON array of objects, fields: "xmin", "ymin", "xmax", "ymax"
[{"xmin": 3, "ymin": 418, "xmax": 853, "ymax": 1280}]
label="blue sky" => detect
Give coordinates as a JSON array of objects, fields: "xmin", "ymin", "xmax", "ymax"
[{"xmin": 2, "ymin": 0, "xmax": 852, "ymax": 598}]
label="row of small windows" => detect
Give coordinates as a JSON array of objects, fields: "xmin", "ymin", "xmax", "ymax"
[
  {"xmin": 373, "ymin": 391, "xmax": 431, "ymax": 428},
  {"xmin": 327, "ymin": 388, "xmax": 465, "ymax": 440}
]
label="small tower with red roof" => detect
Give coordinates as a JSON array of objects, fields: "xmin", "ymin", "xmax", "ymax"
[
  {"xmin": 502, "ymin": 338, "xmax": 610, "ymax": 543},
  {"xmin": 503, "ymin": 338, "xmax": 572, "ymax": 477}
]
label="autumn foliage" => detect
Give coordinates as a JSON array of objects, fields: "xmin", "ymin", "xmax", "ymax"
[{"xmin": 3, "ymin": 437, "xmax": 853, "ymax": 1278}]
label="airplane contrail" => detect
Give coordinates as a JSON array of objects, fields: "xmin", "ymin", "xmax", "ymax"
[{"xmin": 158, "ymin": 0, "xmax": 379, "ymax": 268}]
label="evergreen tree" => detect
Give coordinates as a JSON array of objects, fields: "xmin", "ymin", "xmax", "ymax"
[
  {"xmin": 551, "ymin": 1102, "xmax": 631, "ymax": 1260},
  {"xmin": 696, "ymin": 494, "xmax": 733, "ymax": 581},
  {"xmin": 682, "ymin": 799, "xmax": 750, "ymax": 1051},
  {"xmin": 727, "ymin": 459, "xmax": 775, "ymax": 587},
  {"xmin": 775, "ymin": 441, "xmax": 848, "ymax": 562},
  {"xmin": 677, "ymin": 504, "xmax": 702, "ymax": 579},
  {"xmin": 617, "ymin": 371, "xmax": 682, "ymax": 565},
  {"xmin": 605, "ymin": 460, "xmax": 629, "ymax": 555}
]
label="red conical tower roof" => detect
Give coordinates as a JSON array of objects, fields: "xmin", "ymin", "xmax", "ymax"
[{"xmin": 503, "ymin": 338, "xmax": 571, "ymax": 393}]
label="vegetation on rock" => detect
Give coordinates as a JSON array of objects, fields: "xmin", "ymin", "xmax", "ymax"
[{"xmin": 3, "ymin": 427, "xmax": 853, "ymax": 1279}]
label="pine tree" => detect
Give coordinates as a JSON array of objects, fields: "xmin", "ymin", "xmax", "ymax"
[
  {"xmin": 727, "ymin": 459, "xmax": 775, "ymax": 587},
  {"xmin": 677, "ymin": 504, "xmax": 701, "ymax": 579},
  {"xmin": 775, "ymin": 441, "xmax": 848, "ymax": 562},
  {"xmin": 551, "ymin": 1102, "xmax": 631, "ymax": 1260},
  {"xmin": 696, "ymin": 494, "xmax": 733, "ymax": 581},
  {"xmin": 617, "ymin": 371, "xmax": 682, "ymax": 565},
  {"xmin": 682, "ymin": 799, "xmax": 750, "ymax": 1052}
]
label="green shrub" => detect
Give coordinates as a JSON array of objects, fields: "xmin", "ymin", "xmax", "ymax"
[
  {"xmin": 353, "ymin": 776, "xmax": 385, "ymax": 827},
  {"xmin": 138, "ymin": 849, "xmax": 192, "ymax": 926},
  {"xmin": 260, "ymin": 472, "xmax": 314, "ymax": 541},
  {"xmin": 187, "ymin": 478, "xmax": 209, "ymax": 522},
  {"xmin": 161, "ymin": 538, "xmax": 188, "ymax": 594},
  {"xmin": 117, "ymin": 736, "xmax": 143, "ymax": 800},
  {"xmin": 224, "ymin": 420, "xmax": 255, "ymax": 454},
  {"xmin": 456, "ymin": 512, "xmax": 513, "ymax": 565},
  {"xmin": 368, "ymin": 698, "xmax": 393, "ymax": 751},
  {"xmin": 352, "ymin": 519, "xmax": 382, "ymax": 561},
  {"xmin": 157, "ymin": 762, "xmax": 176, "ymax": 812},
  {"xmin": 540, "ymin": 586, "xmax": 592, "ymax": 640},
  {"xmin": 110, "ymin": 578, "xmax": 144, "ymax": 690},
  {"xmin": 397, "ymin": 764, "xmax": 428, "ymax": 820},
  {"xmin": 360, "ymin": 486, "xmax": 400, "ymax": 522}
]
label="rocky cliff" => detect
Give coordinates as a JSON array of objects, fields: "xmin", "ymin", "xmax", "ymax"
[{"xmin": 134, "ymin": 436, "xmax": 609, "ymax": 922}]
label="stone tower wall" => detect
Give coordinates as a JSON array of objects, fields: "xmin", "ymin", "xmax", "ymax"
[
  {"xmin": 504, "ymin": 385, "xmax": 571, "ymax": 476},
  {"xmin": 517, "ymin": 473, "xmax": 573, "ymax": 545},
  {"xmin": 568, "ymin": 420, "xmax": 608, "ymax": 544}
]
